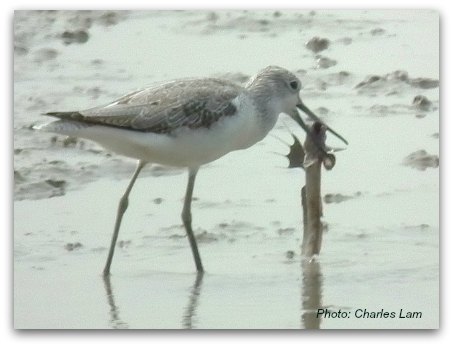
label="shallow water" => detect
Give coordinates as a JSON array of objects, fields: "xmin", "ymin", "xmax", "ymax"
[{"xmin": 14, "ymin": 10, "xmax": 439, "ymax": 329}]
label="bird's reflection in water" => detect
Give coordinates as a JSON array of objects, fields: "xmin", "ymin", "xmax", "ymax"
[
  {"xmin": 301, "ymin": 258, "xmax": 323, "ymax": 329},
  {"xmin": 182, "ymin": 272, "xmax": 204, "ymax": 329},
  {"xmin": 103, "ymin": 275, "xmax": 129, "ymax": 329}
]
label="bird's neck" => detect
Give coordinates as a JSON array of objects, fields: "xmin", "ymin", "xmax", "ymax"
[
  {"xmin": 240, "ymin": 89, "xmax": 280, "ymax": 135},
  {"xmin": 249, "ymin": 85, "xmax": 280, "ymax": 116}
]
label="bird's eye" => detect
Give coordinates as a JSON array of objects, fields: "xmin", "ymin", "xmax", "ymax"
[{"xmin": 289, "ymin": 80, "xmax": 299, "ymax": 90}]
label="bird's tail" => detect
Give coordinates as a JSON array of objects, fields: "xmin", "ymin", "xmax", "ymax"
[
  {"xmin": 44, "ymin": 111, "xmax": 84, "ymax": 120},
  {"xmin": 34, "ymin": 112, "xmax": 92, "ymax": 135}
]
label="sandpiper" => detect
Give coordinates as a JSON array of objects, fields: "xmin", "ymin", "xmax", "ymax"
[{"xmin": 36, "ymin": 65, "xmax": 347, "ymax": 276}]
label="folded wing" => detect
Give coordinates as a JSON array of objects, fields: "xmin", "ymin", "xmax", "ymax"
[{"xmin": 45, "ymin": 78, "xmax": 242, "ymax": 134}]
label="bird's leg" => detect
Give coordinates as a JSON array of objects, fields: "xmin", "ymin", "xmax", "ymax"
[
  {"xmin": 181, "ymin": 168, "xmax": 204, "ymax": 273},
  {"xmin": 103, "ymin": 160, "xmax": 146, "ymax": 277}
]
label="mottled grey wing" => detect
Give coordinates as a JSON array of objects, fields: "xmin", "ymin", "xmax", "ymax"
[{"xmin": 46, "ymin": 78, "xmax": 242, "ymax": 134}]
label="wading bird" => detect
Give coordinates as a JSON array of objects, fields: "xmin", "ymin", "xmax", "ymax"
[{"xmin": 36, "ymin": 66, "xmax": 347, "ymax": 276}]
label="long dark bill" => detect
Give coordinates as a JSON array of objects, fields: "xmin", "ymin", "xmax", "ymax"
[{"xmin": 296, "ymin": 102, "xmax": 349, "ymax": 145}]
